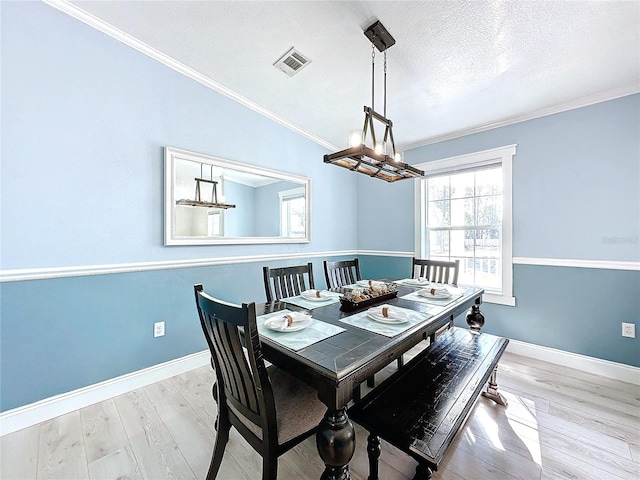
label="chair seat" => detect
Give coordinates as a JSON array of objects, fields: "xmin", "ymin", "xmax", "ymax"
[
  {"xmin": 270, "ymin": 366, "xmax": 326, "ymax": 444},
  {"xmin": 231, "ymin": 365, "xmax": 326, "ymax": 445}
]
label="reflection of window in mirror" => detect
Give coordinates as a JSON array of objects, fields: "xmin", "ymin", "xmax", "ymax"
[
  {"xmin": 208, "ymin": 211, "xmax": 222, "ymax": 236},
  {"xmin": 279, "ymin": 187, "xmax": 306, "ymax": 237}
]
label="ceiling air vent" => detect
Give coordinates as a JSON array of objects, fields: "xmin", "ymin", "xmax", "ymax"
[{"xmin": 273, "ymin": 47, "xmax": 311, "ymax": 77}]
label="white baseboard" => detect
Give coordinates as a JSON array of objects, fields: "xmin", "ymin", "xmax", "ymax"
[
  {"xmin": 0, "ymin": 350, "xmax": 210, "ymax": 437},
  {"xmin": 2, "ymin": 341, "xmax": 638, "ymax": 437},
  {"xmin": 506, "ymin": 340, "xmax": 640, "ymax": 386}
]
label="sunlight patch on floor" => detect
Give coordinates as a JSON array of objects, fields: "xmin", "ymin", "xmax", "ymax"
[
  {"xmin": 507, "ymin": 392, "xmax": 543, "ymax": 466},
  {"xmin": 475, "ymin": 404, "xmax": 505, "ymax": 451}
]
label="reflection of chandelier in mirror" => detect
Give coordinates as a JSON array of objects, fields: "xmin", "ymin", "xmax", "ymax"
[
  {"xmin": 176, "ymin": 163, "xmax": 236, "ymax": 209},
  {"xmin": 324, "ymin": 20, "xmax": 424, "ymax": 182}
]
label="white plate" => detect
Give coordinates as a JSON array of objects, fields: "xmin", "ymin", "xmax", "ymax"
[
  {"xmin": 367, "ymin": 307, "xmax": 410, "ymax": 324},
  {"xmin": 300, "ymin": 290, "xmax": 333, "ymax": 302},
  {"xmin": 264, "ymin": 314, "xmax": 312, "ymax": 332},
  {"xmin": 417, "ymin": 288, "xmax": 452, "ymax": 299},
  {"xmin": 357, "ymin": 280, "xmax": 385, "ymax": 288}
]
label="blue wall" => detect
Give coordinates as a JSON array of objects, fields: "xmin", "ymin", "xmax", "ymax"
[
  {"xmin": 0, "ymin": 1, "xmax": 356, "ymax": 270},
  {"xmin": 1, "ymin": 2, "xmax": 638, "ymax": 412},
  {"xmin": 358, "ymin": 95, "xmax": 640, "ymax": 368},
  {"xmin": 0, "ymin": 1, "xmax": 356, "ymax": 411},
  {"xmin": 223, "ymin": 180, "xmax": 256, "ymax": 237}
]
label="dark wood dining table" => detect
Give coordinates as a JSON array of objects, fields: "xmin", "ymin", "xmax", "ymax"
[{"xmin": 256, "ymin": 279, "xmax": 485, "ymax": 480}]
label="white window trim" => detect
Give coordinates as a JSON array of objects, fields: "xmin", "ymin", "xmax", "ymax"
[{"xmin": 414, "ymin": 144, "xmax": 516, "ymax": 306}]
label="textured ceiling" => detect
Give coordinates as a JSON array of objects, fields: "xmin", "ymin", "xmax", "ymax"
[{"xmin": 59, "ymin": 0, "xmax": 639, "ymax": 151}]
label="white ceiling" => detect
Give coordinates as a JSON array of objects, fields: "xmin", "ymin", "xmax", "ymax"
[{"xmin": 60, "ymin": 0, "xmax": 639, "ymax": 151}]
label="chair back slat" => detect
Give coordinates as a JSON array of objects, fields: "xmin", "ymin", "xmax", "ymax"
[
  {"xmin": 412, "ymin": 258, "xmax": 460, "ymax": 285},
  {"xmin": 263, "ymin": 263, "xmax": 315, "ymax": 302},
  {"xmin": 323, "ymin": 259, "xmax": 361, "ymax": 289},
  {"xmin": 194, "ymin": 285, "xmax": 272, "ymax": 429}
]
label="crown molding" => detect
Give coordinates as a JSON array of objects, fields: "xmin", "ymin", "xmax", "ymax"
[
  {"xmin": 400, "ymin": 86, "xmax": 640, "ymax": 151},
  {"xmin": 41, "ymin": 0, "xmax": 337, "ymax": 152}
]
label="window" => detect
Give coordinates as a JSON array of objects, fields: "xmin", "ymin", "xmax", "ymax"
[
  {"xmin": 279, "ymin": 187, "xmax": 306, "ymax": 237},
  {"xmin": 207, "ymin": 210, "xmax": 222, "ymax": 236},
  {"xmin": 416, "ymin": 145, "xmax": 516, "ymax": 306}
]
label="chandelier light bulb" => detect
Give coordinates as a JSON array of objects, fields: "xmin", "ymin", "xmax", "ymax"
[
  {"xmin": 394, "ymin": 152, "xmax": 404, "ymax": 163},
  {"xmin": 374, "ymin": 143, "xmax": 383, "ymax": 155},
  {"xmin": 348, "ymin": 130, "xmax": 363, "ymax": 147}
]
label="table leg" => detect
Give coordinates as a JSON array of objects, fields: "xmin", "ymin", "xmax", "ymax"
[
  {"xmin": 481, "ymin": 366, "xmax": 508, "ymax": 406},
  {"xmin": 465, "ymin": 300, "xmax": 485, "ymax": 331},
  {"xmin": 316, "ymin": 407, "xmax": 356, "ymax": 480},
  {"xmin": 465, "ymin": 300, "xmax": 507, "ymax": 406}
]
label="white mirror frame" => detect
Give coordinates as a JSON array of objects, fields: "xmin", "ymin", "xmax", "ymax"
[{"xmin": 164, "ymin": 146, "xmax": 311, "ymax": 245}]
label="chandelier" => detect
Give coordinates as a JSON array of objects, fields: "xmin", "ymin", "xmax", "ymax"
[
  {"xmin": 323, "ymin": 20, "xmax": 424, "ymax": 182},
  {"xmin": 176, "ymin": 163, "xmax": 236, "ymax": 209}
]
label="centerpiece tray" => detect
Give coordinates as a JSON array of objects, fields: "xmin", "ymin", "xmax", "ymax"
[{"xmin": 339, "ymin": 283, "xmax": 398, "ymax": 311}]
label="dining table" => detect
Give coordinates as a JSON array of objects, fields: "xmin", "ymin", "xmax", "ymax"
[{"xmin": 255, "ymin": 278, "xmax": 486, "ymax": 480}]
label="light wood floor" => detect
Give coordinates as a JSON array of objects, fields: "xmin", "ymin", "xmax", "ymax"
[{"xmin": 2, "ymin": 350, "xmax": 639, "ymax": 480}]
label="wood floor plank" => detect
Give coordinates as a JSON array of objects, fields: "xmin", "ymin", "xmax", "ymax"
[
  {"xmin": 468, "ymin": 396, "xmax": 639, "ymax": 479},
  {"xmin": 279, "ymin": 434, "xmax": 326, "ymax": 478},
  {"xmin": 2, "ymin": 352, "xmax": 638, "ymax": 480},
  {"xmin": 538, "ymin": 442, "xmax": 628, "ymax": 480},
  {"xmin": 169, "ymin": 370, "xmax": 218, "ymax": 428},
  {"xmin": 37, "ymin": 410, "xmax": 89, "ymax": 479},
  {"xmin": 168, "ymin": 372, "xmax": 264, "ymax": 478},
  {"xmin": 87, "ymin": 445, "xmax": 142, "ymax": 480},
  {"xmin": 547, "ymin": 399, "xmax": 640, "ymax": 444},
  {"xmin": 505, "ymin": 380, "xmax": 638, "ymax": 433},
  {"xmin": 80, "ymin": 397, "xmax": 143, "ymax": 480},
  {"xmin": 480, "ymin": 389, "xmax": 634, "ymax": 460},
  {"xmin": 0, "ymin": 423, "xmax": 39, "ymax": 480},
  {"xmin": 452, "ymin": 417, "xmax": 543, "ymax": 479},
  {"xmin": 143, "ymin": 379, "xmax": 219, "ymax": 479},
  {"xmin": 499, "ymin": 359, "xmax": 640, "ymax": 418},
  {"xmin": 113, "ymin": 389, "xmax": 197, "ymax": 480},
  {"xmin": 504, "ymin": 352, "xmax": 640, "ymax": 397}
]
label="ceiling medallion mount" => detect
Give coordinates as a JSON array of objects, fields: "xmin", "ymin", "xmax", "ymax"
[{"xmin": 324, "ymin": 20, "xmax": 424, "ymax": 182}]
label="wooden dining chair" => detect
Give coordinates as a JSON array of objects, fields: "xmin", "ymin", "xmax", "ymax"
[
  {"xmin": 412, "ymin": 258, "xmax": 460, "ymax": 341},
  {"xmin": 262, "ymin": 262, "xmax": 315, "ymax": 302},
  {"xmin": 323, "ymin": 258, "xmax": 361, "ymax": 289},
  {"xmin": 194, "ymin": 284, "xmax": 327, "ymax": 480},
  {"xmin": 412, "ymin": 258, "xmax": 460, "ymax": 286}
]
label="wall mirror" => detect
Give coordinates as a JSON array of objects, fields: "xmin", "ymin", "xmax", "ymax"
[{"xmin": 164, "ymin": 146, "xmax": 311, "ymax": 245}]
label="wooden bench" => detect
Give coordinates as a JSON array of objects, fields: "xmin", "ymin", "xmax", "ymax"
[{"xmin": 348, "ymin": 326, "xmax": 509, "ymax": 480}]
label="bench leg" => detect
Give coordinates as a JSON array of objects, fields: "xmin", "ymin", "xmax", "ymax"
[
  {"xmin": 366, "ymin": 433, "xmax": 380, "ymax": 480},
  {"xmin": 353, "ymin": 383, "xmax": 362, "ymax": 402},
  {"xmin": 413, "ymin": 463, "xmax": 433, "ymax": 480},
  {"xmin": 481, "ymin": 366, "xmax": 508, "ymax": 406}
]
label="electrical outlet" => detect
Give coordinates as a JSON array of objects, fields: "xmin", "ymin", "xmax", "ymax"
[
  {"xmin": 154, "ymin": 321, "xmax": 165, "ymax": 338},
  {"xmin": 622, "ymin": 322, "xmax": 635, "ymax": 338}
]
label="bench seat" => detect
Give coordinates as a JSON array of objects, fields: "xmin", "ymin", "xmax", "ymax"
[{"xmin": 348, "ymin": 326, "xmax": 508, "ymax": 480}]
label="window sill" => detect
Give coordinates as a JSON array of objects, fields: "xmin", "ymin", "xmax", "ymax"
[{"xmin": 482, "ymin": 293, "xmax": 516, "ymax": 306}]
